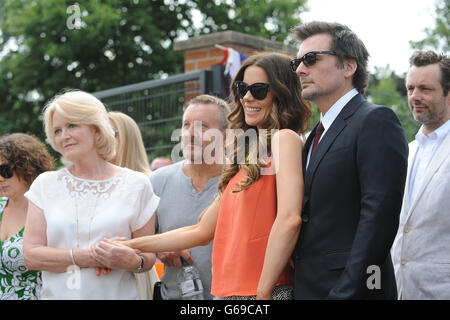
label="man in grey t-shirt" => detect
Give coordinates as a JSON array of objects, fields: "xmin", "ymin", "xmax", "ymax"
[{"xmin": 150, "ymin": 95, "xmax": 229, "ymax": 299}]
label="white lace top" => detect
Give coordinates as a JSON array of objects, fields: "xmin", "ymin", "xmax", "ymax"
[{"xmin": 24, "ymin": 167, "xmax": 159, "ymax": 300}]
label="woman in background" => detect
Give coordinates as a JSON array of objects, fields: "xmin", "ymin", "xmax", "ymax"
[
  {"xmin": 108, "ymin": 111, "xmax": 159, "ymax": 300},
  {"xmin": 0, "ymin": 133, "xmax": 54, "ymax": 299},
  {"xmin": 109, "ymin": 112, "xmax": 151, "ymax": 176}
]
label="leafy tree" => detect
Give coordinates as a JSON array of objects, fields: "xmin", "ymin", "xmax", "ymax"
[
  {"xmin": 0, "ymin": 0, "xmax": 306, "ymax": 140},
  {"xmin": 0, "ymin": 0, "xmax": 192, "ymax": 138},
  {"xmin": 410, "ymin": 0, "xmax": 449, "ymax": 52},
  {"xmin": 188, "ymin": 0, "xmax": 307, "ymax": 43},
  {"xmin": 367, "ymin": 66, "xmax": 420, "ymax": 142}
]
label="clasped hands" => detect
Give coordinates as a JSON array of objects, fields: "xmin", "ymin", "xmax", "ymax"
[{"xmin": 90, "ymin": 237, "xmax": 141, "ymax": 276}]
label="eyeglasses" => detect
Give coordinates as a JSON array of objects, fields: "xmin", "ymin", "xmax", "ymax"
[
  {"xmin": 0, "ymin": 164, "xmax": 13, "ymax": 179},
  {"xmin": 234, "ymin": 81, "xmax": 270, "ymax": 100},
  {"xmin": 290, "ymin": 51, "xmax": 337, "ymax": 71}
]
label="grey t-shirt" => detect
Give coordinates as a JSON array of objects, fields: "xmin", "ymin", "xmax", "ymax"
[{"xmin": 150, "ymin": 160, "xmax": 219, "ymax": 300}]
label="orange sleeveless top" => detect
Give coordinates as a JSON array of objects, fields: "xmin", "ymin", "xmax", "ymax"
[{"xmin": 211, "ymin": 168, "xmax": 293, "ymax": 297}]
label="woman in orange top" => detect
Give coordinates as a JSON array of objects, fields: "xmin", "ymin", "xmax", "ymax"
[{"xmin": 117, "ymin": 52, "xmax": 311, "ymax": 299}]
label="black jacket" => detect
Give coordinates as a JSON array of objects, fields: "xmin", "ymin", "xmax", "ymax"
[{"xmin": 294, "ymin": 93, "xmax": 408, "ymax": 299}]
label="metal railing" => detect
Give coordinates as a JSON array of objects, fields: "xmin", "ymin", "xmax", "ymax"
[{"xmin": 93, "ymin": 70, "xmax": 213, "ymax": 159}]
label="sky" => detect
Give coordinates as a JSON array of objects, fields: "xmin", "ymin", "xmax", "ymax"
[{"xmin": 299, "ymin": 0, "xmax": 437, "ymax": 75}]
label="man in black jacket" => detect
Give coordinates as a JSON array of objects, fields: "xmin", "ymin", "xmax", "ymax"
[{"xmin": 291, "ymin": 21, "xmax": 408, "ymax": 299}]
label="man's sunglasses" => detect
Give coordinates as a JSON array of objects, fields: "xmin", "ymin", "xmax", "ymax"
[
  {"xmin": 0, "ymin": 164, "xmax": 13, "ymax": 179},
  {"xmin": 290, "ymin": 51, "xmax": 336, "ymax": 71},
  {"xmin": 234, "ymin": 81, "xmax": 270, "ymax": 101}
]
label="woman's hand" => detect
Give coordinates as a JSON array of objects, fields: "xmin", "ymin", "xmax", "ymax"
[
  {"xmin": 91, "ymin": 238, "xmax": 142, "ymax": 272},
  {"xmin": 157, "ymin": 249, "xmax": 193, "ymax": 268},
  {"xmin": 95, "ymin": 267, "xmax": 112, "ymax": 276},
  {"xmin": 112, "ymin": 238, "xmax": 127, "ymax": 246},
  {"xmin": 92, "ymin": 237, "xmax": 124, "ymax": 276}
]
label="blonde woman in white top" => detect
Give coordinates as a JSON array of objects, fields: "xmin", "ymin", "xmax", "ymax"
[{"xmin": 23, "ymin": 90, "xmax": 159, "ymax": 299}]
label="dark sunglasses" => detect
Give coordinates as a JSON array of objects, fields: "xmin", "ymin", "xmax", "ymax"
[
  {"xmin": 290, "ymin": 51, "xmax": 336, "ymax": 71},
  {"xmin": 234, "ymin": 81, "xmax": 270, "ymax": 101},
  {"xmin": 0, "ymin": 164, "xmax": 13, "ymax": 179}
]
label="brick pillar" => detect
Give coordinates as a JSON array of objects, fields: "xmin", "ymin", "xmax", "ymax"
[
  {"xmin": 183, "ymin": 44, "xmax": 256, "ymax": 73},
  {"xmin": 174, "ymin": 31, "xmax": 297, "ymax": 101}
]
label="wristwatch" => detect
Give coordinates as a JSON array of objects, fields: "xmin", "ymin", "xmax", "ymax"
[{"xmin": 134, "ymin": 256, "xmax": 145, "ymax": 273}]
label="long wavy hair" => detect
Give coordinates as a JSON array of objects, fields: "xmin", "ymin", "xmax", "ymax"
[
  {"xmin": 217, "ymin": 52, "xmax": 311, "ymax": 195},
  {"xmin": 109, "ymin": 111, "xmax": 151, "ymax": 177}
]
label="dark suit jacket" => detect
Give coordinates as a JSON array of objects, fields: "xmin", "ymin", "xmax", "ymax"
[{"xmin": 294, "ymin": 93, "xmax": 408, "ymax": 299}]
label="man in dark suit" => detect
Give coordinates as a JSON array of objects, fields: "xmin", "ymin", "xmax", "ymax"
[{"xmin": 290, "ymin": 21, "xmax": 408, "ymax": 299}]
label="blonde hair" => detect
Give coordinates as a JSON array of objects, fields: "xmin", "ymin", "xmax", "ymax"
[
  {"xmin": 108, "ymin": 111, "xmax": 151, "ymax": 176},
  {"xmin": 43, "ymin": 90, "xmax": 116, "ymax": 161}
]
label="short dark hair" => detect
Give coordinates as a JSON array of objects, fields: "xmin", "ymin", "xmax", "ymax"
[
  {"xmin": 292, "ymin": 21, "xmax": 370, "ymax": 94},
  {"xmin": 0, "ymin": 133, "xmax": 55, "ymax": 187},
  {"xmin": 409, "ymin": 50, "xmax": 450, "ymax": 96}
]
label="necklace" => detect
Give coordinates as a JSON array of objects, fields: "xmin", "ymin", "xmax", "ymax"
[{"xmin": 73, "ymin": 192, "xmax": 100, "ymax": 249}]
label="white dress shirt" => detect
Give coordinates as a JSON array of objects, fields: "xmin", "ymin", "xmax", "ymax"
[
  {"xmin": 409, "ymin": 119, "xmax": 450, "ymax": 203},
  {"xmin": 307, "ymin": 88, "xmax": 359, "ymax": 168}
]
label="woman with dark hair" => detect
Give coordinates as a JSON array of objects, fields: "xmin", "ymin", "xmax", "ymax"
[
  {"xmin": 118, "ymin": 52, "xmax": 311, "ymax": 300},
  {"xmin": 0, "ymin": 133, "xmax": 55, "ymax": 299}
]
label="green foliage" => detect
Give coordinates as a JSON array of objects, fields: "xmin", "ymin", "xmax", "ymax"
[
  {"xmin": 0, "ymin": 0, "xmax": 306, "ymax": 144},
  {"xmin": 190, "ymin": 0, "xmax": 307, "ymax": 42},
  {"xmin": 410, "ymin": 0, "xmax": 449, "ymax": 52},
  {"xmin": 368, "ymin": 66, "xmax": 420, "ymax": 143},
  {"xmin": 0, "ymin": 0, "xmax": 190, "ymax": 139}
]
